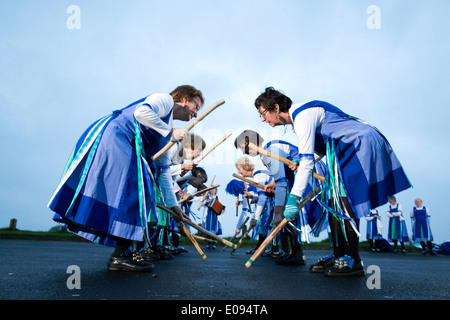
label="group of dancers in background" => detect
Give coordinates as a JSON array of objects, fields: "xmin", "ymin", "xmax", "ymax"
[
  {"xmin": 366, "ymin": 196, "xmax": 435, "ymax": 255},
  {"xmin": 48, "ymin": 84, "xmax": 422, "ymax": 277}
]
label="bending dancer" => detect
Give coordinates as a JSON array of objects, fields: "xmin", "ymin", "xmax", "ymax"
[
  {"xmin": 48, "ymin": 85, "xmax": 204, "ymax": 271},
  {"xmin": 253, "ymin": 87, "xmax": 412, "ymax": 277},
  {"xmin": 235, "ymin": 157, "xmax": 274, "ymax": 255},
  {"xmin": 234, "ymin": 130, "xmax": 307, "ymax": 265}
]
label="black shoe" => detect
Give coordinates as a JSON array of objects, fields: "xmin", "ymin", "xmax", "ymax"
[
  {"xmin": 324, "ymin": 255, "xmax": 365, "ymax": 277},
  {"xmin": 271, "ymin": 251, "xmax": 290, "ymax": 259},
  {"xmin": 155, "ymin": 248, "xmax": 174, "ymax": 260},
  {"xmin": 166, "ymin": 246, "xmax": 181, "ymax": 255},
  {"xmin": 177, "ymin": 246, "xmax": 188, "ymax": 253},
  {"xmin": 310, "ymin": 254, "xmax": 335, "ymax": 273},
  {"xmin": 275, "ymin": 254, "xmax": 306, "ymax": 266},
  {"xmin": 107, "ymin": 252, "xmax": 154, "ymax": 272},
  {"xmin": 140, "ymin": 248, "xmax": 161, "ymax": 261}
]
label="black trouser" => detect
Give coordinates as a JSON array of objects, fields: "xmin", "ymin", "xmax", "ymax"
[{"xmin": 328, "ymin": 197, "xmax": 360, "ymax": 262}]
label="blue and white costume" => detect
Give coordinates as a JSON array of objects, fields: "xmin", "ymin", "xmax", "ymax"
[
  {"xmin": 48, "ymin": 93, "xmax": 178, "ymax": 247},
  {"xmin": 225, "ymin": 179, "xmax": 256, "ymax": 232},
  {"xmin": 366, "ymin": 209, "xmax": 383, "ymax": 240},
  {"xmin": 201, "ymin": 194, "xmax": 223, "ymax": 236},
  {"xmin": 251, "ymin": 169, "xmax": 274, "ymax": 239},
  {"xmin": 289, "ymin": 100, "xmax": 412, "ymax": 226},
  {"xmin": 411, "ymin": 206, "xmax": 433, "ymax": 242},
  {"xmin": 387, "ymin": 203, "xmax": 410, "ymax": 242},
  {"xmin": 260, "ymin": 140, "xmax": 315, "ymax": 242}
]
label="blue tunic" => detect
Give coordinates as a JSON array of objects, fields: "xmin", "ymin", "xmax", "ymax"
[
  {"xmin": 48, "ymin": 96, "xmax": 171, "ymax": 247},
  {"xmin": 252, "ymin": 170, "xmax": 274, "ymax": 239},
  {"xmin": 411, "ymin": 206, "xmax": 433, "ymax": 242},
  {"xmin": 366, "ymin": 210, "xmax": 382, "ymax": 240},
  {"xmin": 262, "ymin": 140, "xmax": 324, "ymax": 239},
  {"xmin": 291, "ymin": 100, "xmax": 412, "ymax": 220},
  {"xmin": 387, "ymin": 204, "xmax": 410, "ymax": 242},
  {"xmin": 201, "ymin": 195, "xmax": 223, "ymax": 236}
]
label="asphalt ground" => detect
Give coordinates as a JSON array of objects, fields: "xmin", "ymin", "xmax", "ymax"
[{"xmin": 0, "ymin": 239, "xmax": 447, "ymax": 316}]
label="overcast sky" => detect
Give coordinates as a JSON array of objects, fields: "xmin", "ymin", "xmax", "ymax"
[{"xmin": 1, "ymin": 1, "xmax": 449, "ymax": 244}]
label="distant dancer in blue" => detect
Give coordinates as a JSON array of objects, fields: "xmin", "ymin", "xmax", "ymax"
[
  {"xmin": 387, "ymin": 196, "xmax": 409, "ymax": 253},
  {"xmin": 253, "ymin": 87, "xmax": 412, "ymax": 277},
  {"xmin": 366, "ymin": 209, "xmax": 383, "ymax": 252},
  {"xmin": 48, "ymin": 85, "xmax": 205, "ymax": 272},
  {"xmin": 201, "ymin": 187, "xmax": 225, "ymax": 249},
  {"xmin": 410, "ymin": 198, "xmax": 436, "ymax": 255}
]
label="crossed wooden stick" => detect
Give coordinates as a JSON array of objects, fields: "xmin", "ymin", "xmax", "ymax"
[{"xmin": 152, "ymin": 99, "xmax": 225, "ymax": 161}]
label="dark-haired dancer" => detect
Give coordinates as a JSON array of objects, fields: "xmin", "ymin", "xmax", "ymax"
[{"xmin": 253, "ymin": 87, "xmax": 412, "ymax": 277}]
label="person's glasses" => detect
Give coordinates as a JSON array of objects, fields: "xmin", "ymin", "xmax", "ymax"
[
  {"xmin": 192, "ymin": 100, "xmax": 201, "ymax": 111},
  {"xmin": 259, "ymin": 108, "xmax": 268, "ymax": 119}
]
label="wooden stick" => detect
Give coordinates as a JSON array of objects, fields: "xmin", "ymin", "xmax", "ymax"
[
  {"xmin": 197, "ymin": 175, "xmax": 216, "ymax": 210},
  {"xmin": 248, "ymin": 143, "xmax": 325, "ymax": 182},
  {"xmin": 232, "ymin": 174, "xmax": 275, "ymax": 193},
  {"xmin": 171, "ymin": 228, "xmax": 215, "ymax": 243},
  {"xmin": 222, "ymin": 216, "xmax": 249, "ymax": 252},
  {"xmin": 231, "ymin": 226, "xmax": 253, "ymax": 254},
  {"xmin": 193, "ymin": 234, "xmax": 216, "ymax": 243},
  {"xmin": 151, "ymin": 99, "xmax": 225, "ymax": 161},
  {"xmin": 179, "ymin": 131, "xmax": 232, "ymax": 177},
  {"xmin": 156, "ymin": 203, "xmax": 236, "ymax": 249},
  {"xmin": 177, "ymin": 184, "xmax": 220, "ymax": 204},
  {"xmin": 245, "ymin": 187, "xmax": 320, "ymax": 268},
  {"xmin": 179, "ymin": 222, "xmax": 207, "ymax": 259},
  {"xmin": 243, "ymin": 181, "xmax": 253, "ymax": 214},
  {"xmin": 155, "ymin": 204, "xmax": 206, "ymax": 259}
]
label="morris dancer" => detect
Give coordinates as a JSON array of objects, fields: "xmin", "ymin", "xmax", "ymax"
[
  {"xmin": 253, "ymin": 87, "xmax": 412, "ymax": 277},
  {"xmin": 48, "ymin": 85, "xmax": 204, "ymax": 272},
  {"xmin": 225, "ymin": 179, "xmax": 256, "ymax": 239},
  {"xmin": 366, "ymin": 209, "xmax": 383, "ymax": 252},
  {"xmin": 176, "ymin": 167, "xmax": 208, "ymax": 244},
  {"xmin": 410, "ymin": 198, "xmax": 435, "ymax": 255},
  {"xmin": 201, "ymin": 188, "xmax": 225, "ymax": 249},
  {"xmin": 387, "ymin": 196, "xmax": 409, "ymax": 253},
  {"xmin": 235, "ymin": 157, "xmax": 274, "ymax": 255},
  {"xmin": 234, "ymin": 130, "xmax": 309, "ymax": 265}
]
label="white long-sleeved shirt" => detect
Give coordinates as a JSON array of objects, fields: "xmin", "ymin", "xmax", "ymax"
[
  {"xmin": 289, "ymin": 104, "xmax": 325, "ymax": 198},
  {"xmin": 133, "ymin": 93, "xmax": 174, "ymax": 137}
]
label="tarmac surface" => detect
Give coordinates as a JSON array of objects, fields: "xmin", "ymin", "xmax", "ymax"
[{"xmin": 0, "ymin": 239, "xmax": 448, "ymax": 304}]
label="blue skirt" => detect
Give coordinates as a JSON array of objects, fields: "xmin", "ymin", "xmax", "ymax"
[
  {"xmin": 202, "ymin": 208, "xmax": 223, "ymax": 236},
  {"xmin": 366, "ymin": 220, "xmax": 382, "ymax": 240},
  {"xmin": 48, "ymin": 98, "xmax": 168, "ymax": 247},
  {"xmin": 412, "ymin": 215, "xmax": 433, "ymax": 242},
  {"xmin": 387, "ymin": 217, "xmax": 410, "ymax": 242},
  {"xmin": 316, "ymin": 104, "xmax": 412, "ymax": 220}
]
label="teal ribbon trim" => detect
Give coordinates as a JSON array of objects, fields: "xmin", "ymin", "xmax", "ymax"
[
  {"xmin": 133, "ymin": 117, "xmax": 160, "ymax": 246},
  {"xmin": 64, "ymin": 113, "xmax": 117, "ymax": 215}
]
